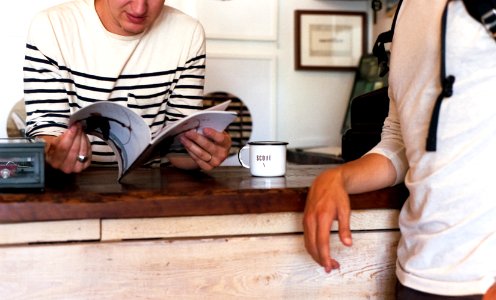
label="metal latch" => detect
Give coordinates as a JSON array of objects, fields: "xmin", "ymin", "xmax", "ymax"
[{"xmin": 481, "ymin": 8, "xmax": 496, "ymax": 39}]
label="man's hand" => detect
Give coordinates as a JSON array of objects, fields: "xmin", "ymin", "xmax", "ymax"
[
  {"xmin": 303, "ymin": 167, "xmax": 353, "ymax": 273},
  {"xmin": 39, "ymin": 123, "xmax": 92, "ymax": 173},
  {"xmin": 171, "ymin": 128, "xmax": 232, "ymax": 171}
]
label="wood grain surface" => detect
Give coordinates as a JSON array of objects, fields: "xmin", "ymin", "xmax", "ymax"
[
  {"xmin": 0, "ymin": 231, "xmax": 400, "ymax": 299},
  {"xmin": 0, "ymin": 164, "xmax": 408, "ymax": 223}
]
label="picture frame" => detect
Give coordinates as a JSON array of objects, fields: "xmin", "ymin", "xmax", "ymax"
[{"xmin": 295, "ymin": 10, "xmax": 367, "ymax": 71}]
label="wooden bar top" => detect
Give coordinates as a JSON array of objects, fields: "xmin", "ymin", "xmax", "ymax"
[{"xmin": 0, "ymin": 164, "xmax": 408, "ymax": 223}]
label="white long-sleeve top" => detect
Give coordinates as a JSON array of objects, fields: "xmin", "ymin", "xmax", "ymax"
[
  {"xmin": 24, "ymin": 0, "xmax": 206, "ymax": 165},
  {"xmin": 368, "ymin": 0, "xmax": 496, "ymax": 295}
]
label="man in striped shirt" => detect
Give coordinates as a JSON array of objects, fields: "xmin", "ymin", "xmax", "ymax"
[{"xmin": 23, "ymin": 0, "xmax": 232, "ymax": 174}]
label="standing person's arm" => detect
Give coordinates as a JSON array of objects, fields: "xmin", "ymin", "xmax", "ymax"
[
  {"xmin": 303, "ymin": 153, "xmax": 396, "ymax": 273},
  {"xmin": 303, "ymin": 89, "xmax": 408, "ymax": 272},
  {"xmin": 484, "ymin": 283, "xmax": 496, "ymax": 300}
]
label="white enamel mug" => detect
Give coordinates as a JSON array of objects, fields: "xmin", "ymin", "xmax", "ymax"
[{"xmin": 238, "ymin": 141, "xmax": 288, "ymax": 177}]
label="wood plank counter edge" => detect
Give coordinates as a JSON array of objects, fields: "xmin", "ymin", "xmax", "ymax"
[{"xmin": 0, "ymin": 210, "xmax": 399, "ymax": 245}]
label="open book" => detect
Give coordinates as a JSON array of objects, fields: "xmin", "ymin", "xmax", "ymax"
[{"xmin": 69, "ymin": 101, "xmax": 236, "ymax": 182}]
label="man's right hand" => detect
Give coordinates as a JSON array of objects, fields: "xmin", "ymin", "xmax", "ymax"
[{"xmin": 39, "ymin": 123, "xmax": 92, "ymax": 173}]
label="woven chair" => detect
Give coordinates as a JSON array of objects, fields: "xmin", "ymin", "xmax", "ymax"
[{"xmin": 7, "ymin": 99, "xmax": 26, "ymax": 138}]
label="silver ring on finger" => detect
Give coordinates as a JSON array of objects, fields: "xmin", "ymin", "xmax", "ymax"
[{"xmin": 77, "ymin": 155, "xmax": 88, "ymax": 163}]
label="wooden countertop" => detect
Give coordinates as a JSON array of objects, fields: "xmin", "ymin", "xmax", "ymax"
[{"xmin": 0, "ymin": 164, "xmax": 408, "ymax": 223}]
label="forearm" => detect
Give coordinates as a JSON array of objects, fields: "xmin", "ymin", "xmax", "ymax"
[
  {"xmin": 339, "ymin": 153, "xmax": 397, "ymax": 194},
  {"xmin": 24, "ymin": 36, "xmax": 70, "ymax": 137}
]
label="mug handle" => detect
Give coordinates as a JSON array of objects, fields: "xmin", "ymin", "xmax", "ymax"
[{"xmin": 238, "ymin": 145, "xmax": 250, "ymax": 169}]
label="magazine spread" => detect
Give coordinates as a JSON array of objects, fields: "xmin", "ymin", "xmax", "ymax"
[{"xmin": 69, "ymin": 101, "xmax": 236, "ymax": 181}]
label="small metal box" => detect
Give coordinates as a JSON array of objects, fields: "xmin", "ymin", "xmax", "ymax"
[{"xmin": 0, "ymin": 138, "xmax": 45, "ymax": 191}]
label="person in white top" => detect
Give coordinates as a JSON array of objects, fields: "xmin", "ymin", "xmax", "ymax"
[
  {"xmin": 303, "ymin": 0, "xmax": 496, "ymax": 298},
  {"xmin": 24, "ymin": 0, "xmax": 232, "ymax": 174}
]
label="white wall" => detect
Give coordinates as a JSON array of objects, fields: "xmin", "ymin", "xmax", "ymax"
[
  {"xmin": 172, "ymin": 0, "xmax": 372, "ymax": 149},
  {"xmin": 1, "ymin": 0, "xmax": 380, "ymax": 151},
  {"xmin": 1, "ymin": 1, "xmax": 74, "ymax": 138},
  {"xmin": 278, "ymin": 0, "xmax": 370, "ymax": 148}
]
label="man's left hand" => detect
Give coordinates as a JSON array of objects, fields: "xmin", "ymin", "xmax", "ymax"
[{"xmin": 178, "ymin": 128, "xmax": 232, "ymax": 170}]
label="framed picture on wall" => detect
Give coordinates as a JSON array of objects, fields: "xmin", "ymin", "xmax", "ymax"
[{"xmin": 295, "ymin": 10, "xmax": 367, "ymax": 71}]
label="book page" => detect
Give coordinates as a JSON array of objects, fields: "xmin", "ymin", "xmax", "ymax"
[
  {"xmin": 205, "ymin": 100, "xmax": 231, "ymax": 112},
  {"xmin": 150, "ymin": 100, "xmax": 234, "ymax": 150},
  {"xmin": 122, "ymin": 105, "xmax": 237, "ymax": 180},
  {"xmin": 70, "ymin": 100, "xmax": 237, "ymax": 182},
  {"xmin": 69, "ymin": 102, "xmax": 151, "ymax": 176},
  {"xmin": 151, "ymin": 111, "xmax": 237, "ymax": 146}
]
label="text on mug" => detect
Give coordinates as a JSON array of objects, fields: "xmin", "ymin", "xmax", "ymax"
[{"xmin": 256, "ymin": 155, "xmax": 271, "ymax": 162}]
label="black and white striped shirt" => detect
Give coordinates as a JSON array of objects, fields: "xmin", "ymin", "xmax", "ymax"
[{"xmin": 24, "ymin": 0, "xmax": 206, "ymax": 166}]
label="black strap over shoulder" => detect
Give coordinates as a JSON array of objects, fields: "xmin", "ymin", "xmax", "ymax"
[
  {"xmin": 371, "ymin": 0, "xmax": 494, "ymax": 151},
  {"xmin": 426, "ymin": 2, "xmax": 455, "ymax": 151},
  {"xmin": 372, "ymin": 0, "xmax": 403, "ymax": 77},
  {"xmin": 463, "ymin": 0, "xmax": 496, "ymax": 40},
  {"xmin": 373, "ymin": 0, "xmax": 495, "ymax": 78}
]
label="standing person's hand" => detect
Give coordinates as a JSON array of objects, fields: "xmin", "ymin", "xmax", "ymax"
[
  {"xmin": 484, "ymin": 283, "xmax": 496, "ymax": 300},
  {"xmin": 38, "ymin": 123, "xmax": 92, "ymax": 173},
  {"xmin": 303, "ymin": 154, "xmax": 397, "ymax": 273},
  {"xmin": 303, "ymin": 167, "xmax": 353, "ymax": 273}
]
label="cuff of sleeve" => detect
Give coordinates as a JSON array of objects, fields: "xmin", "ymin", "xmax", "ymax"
[{"xmin": 365, "ymin": 147, "xmax": 408, "ymax": 186}]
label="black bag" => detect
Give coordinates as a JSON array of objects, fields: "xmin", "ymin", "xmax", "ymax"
[
  {"xmin": 342, "ymin": 87, "xmax": 389, "ymax": 162},
  {"xmin": 463, "ymin": 0, "xmax": 496, "ymax": 40}
]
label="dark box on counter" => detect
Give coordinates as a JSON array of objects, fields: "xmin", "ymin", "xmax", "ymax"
[{"xmin": 0, "ymin": 138, "xmax": 45, "ymax": 191}]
